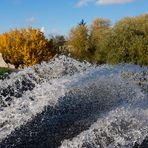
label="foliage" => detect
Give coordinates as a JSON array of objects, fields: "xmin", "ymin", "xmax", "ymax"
[
  {"xmin": 0, "ymin": 27, "xmax": 55, "ymax": 68},
  {"xmin": 89, "ymin": 18, "xmax": 111, "ymax": 64},
  {"xmin": 0, "ymin": 67, "xmax": 9, "ymax": 75},
  {"xmin": 79, "ymin": 19, "xmax": 86, "ymax": 26},
  {"xmin": 66, "ymin": 18, "xmax": 111, "ymax": 63},
  {"xmin": 66, "ymin": 14, "xmax": 148, "ymax": 66},
  {"xmin": 67, "ymin": 21, "xmax": 90, "ymax": 61},
  {"xmin": 0, "ymin": 14, "xmax": 147, "ymax": 67},
  {"xmin": 107, "ymin": 14, "xmax": 148, "ymax": 66},
  {"xmin": 49, "ymin": 35, "xmax": 66, "ymax": 54}
]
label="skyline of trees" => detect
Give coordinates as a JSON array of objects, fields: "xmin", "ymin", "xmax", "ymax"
[
  {"xmin": 67, "ymin": 14, "xmax": 148, "ymax": 66},
  {"xmin": 0, "ymin": 13, "xmax": 147, "ymax": 68}
]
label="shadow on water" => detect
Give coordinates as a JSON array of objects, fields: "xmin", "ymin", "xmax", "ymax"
[{"xmin": 0, "ymin": 89, "xmax": 123, "ymax": 148}]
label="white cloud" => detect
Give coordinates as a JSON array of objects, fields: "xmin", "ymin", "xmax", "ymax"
[
  {"xmin": 25, "ymin": 17, "xmax": 36, "ymax": 24},
  {"xmin": 76, "ymin": 0, "xmax": 93, "ymax": 7},
  {"xmin": 76, "ymin": 0, "xmax": 134, "ymax": 7},
  {"xmin": 96, "ymin": 0, "xmax": 134, "ymax": 5}
]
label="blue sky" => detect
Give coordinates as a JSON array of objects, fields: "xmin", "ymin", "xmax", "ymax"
[{"xmin": 0, "ymin": 0, "xmax": 147, "ymax": 36}]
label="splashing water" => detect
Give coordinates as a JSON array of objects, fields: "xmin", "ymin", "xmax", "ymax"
[{"xmin": 0, "ymin": 55, "xmax": 147, "ymax": 148}]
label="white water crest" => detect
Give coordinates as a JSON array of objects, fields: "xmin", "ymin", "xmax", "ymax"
[{"xmin": 0, "ymin": 55, "xmax": 147, "ymax": 147}]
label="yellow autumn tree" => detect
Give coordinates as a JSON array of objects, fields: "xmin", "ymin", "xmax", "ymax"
[
  {"xmin": 0, "ymin": 29, "xmax": 24, "ymax": 68},
  {"xmin": 0, "ymin": 27, "xmax": 55, "ymax": 68}
]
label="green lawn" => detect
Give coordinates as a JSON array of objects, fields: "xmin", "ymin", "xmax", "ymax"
[{"xmin": 0, "ymin": 67, "xmax": 10, "ymax": 75}]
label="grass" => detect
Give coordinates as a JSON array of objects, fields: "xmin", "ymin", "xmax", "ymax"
[{"xmin": 0, "ymin": 67, "xmax": 10, "ymax": 75}]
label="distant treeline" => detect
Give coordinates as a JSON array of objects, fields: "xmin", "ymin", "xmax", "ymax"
[
  {"xmin": 0, "ymin": 14, "xmax": 147, "ymax": 68},
  {"xmin": 66, "ymin": 14, "xmax": 148, "ymax": 66}
]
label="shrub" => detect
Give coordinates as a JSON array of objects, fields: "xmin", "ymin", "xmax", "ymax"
[
  {"xmin": 0, "ymin": 27, "xmax": 55, "ymax": 68},
  {"xmin": 0, "ymin": 67, "xmax": 9, "ymax": 75}
]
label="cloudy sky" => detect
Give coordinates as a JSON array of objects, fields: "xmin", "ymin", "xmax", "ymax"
[{"xmin": 0, "ymin": 0, "xmax": 147, "ymax": 36}]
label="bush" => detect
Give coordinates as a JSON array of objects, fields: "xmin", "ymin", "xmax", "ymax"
[
  {"xmin": 0, "ymin": 27, "xmax": 55, "ymax": 68},
  {"xmin": 0, "ymin": 67, "xmax": 9, "ymax": 75}
]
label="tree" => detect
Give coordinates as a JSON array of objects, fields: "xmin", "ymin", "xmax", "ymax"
[
  {"xmin": 0, "ymin": 27, "xmax": 55, "ymax": 68},
  {"xmin": 107, "ymin": 14, "xmax": 148, "ymax": 66},
  {"xmin": 79, "ymin": 19, "xmax": 86, "ymax": 26},
  {"xmin": 90, "ymin": 18, "xmax": 111, "ymax": 64},
  {"xmin": 49, "ymin": 35, "xmax": 66, "ymax": 54},
  {"xmin": 67, "ymin": 20, "xmax": 90, "ymax": 61}
]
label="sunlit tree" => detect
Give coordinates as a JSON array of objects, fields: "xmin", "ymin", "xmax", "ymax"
[
  {"xmin": 107, "ymin": 14, "xmax": 148, "ymax": 66},
  {"xmin": 0, "ymin": 27, "xmax": 55, "ymax": 68},
  {"xmin": 90, "ymin": 17, "xmax": 111, "ymax": 64},
  {"xmin": 67, "ymin": 20, "xmax": 90, "ymax": 60}
]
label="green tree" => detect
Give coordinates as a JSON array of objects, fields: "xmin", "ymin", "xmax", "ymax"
[
  {"xmin": 49, "ymin": 35, "xmax": 66, "ymax": 54},
  {"xmin": 90, "ymin": 18, "xmax": 111, "ymax": 64},
  {"xmin": 79, "ymin": 19, "xmax": 86, "ymax": 26},
  {"xmin": 107, "ymin": 14, "xmax": 148, "ymax": 66}
]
